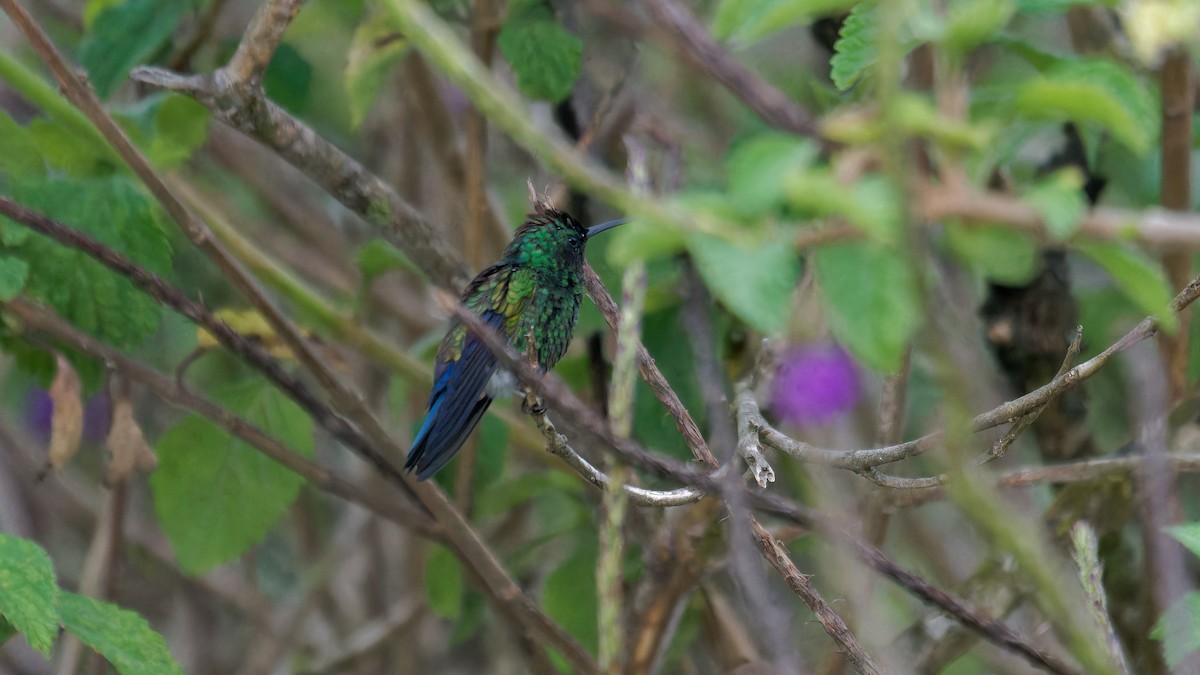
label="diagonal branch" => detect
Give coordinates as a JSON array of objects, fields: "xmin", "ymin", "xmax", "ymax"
[
  {"xmin": 226, "ymin": 0, "xmax": 302, "ymax": 84},
  {"xmin": 637, "ymin": 0, "xmax": 823, "ymax": 140},
  {"xmin": 749, "ymin": 517, "xmax": 884, "ymax": 675},
  {"xmin": 583, "ymin": 264, "xmax": 718, "ymax": 468}
]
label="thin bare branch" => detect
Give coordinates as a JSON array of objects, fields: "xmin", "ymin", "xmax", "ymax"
[
  {"xmin": 226, "ymin": 0, "xmax": 302, "ymax": 84},
  {"xmin": 749, "ymin": 517, "xmax": 885, "ymax": 675},
  {"xmin": 583, "ymin": 263, "xmax": 718, "ymax": 468},
  {"xmin": 637, "ymin": 0, "xmax": 822, "ymax": 139}
]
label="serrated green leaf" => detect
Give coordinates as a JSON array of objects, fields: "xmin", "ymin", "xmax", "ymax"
[
  {"xmin": 813, "ymin": 241, "xmax": 922, "ymax": 371},
  {"xmin": 542, "ymin": 539, "xmax": 598, "ymax": 654},
  {"xmin": 1153, "ymin": 592, "xmax": 1200, "ymax": 669},
  {"xmin": 0, "ymin": 111, "xmax": 44, "ymax": 178},
  {"xmin": 1077, "ymin": 240, "xmax": 1176, "ymax": 332},
  {"xmin": 346, "ymin": 13, "xmax": 410, "ymax": 128},
  {"xmin": 424, "ymin": 544, "xmax": 465, "ymax": 620},
  {"xmin": 713, "ymin": 0, "xmax": 859, "ymax": 45},
  {"xmin": 726, "ymin": 132, "xmax": 818, "ymax": 216},
  {"xmin": 3, "ymin": 176, "xmax": 170, "ymax": 348},
  {"xmin": 0, "ymin": 533, "xmax": 59, "ymax": 656},
  {"xmin": 264, "ymin": 44, "xmax": 313, "ymax": 115},
  {"xmin": 28, "ymin": 120, "xmax": 112, "ymax": 176},
  {"xmin": 78, "ymin": 0, "xmax": 187, "ymax": 98},
  {"xmin": 59, "ymin": 592, "xmax": 183, "ymax": 675},
  {"xmin": 1024, "ymin": 168, "xmax": 1086, "ymax": 240},
  {"xmin": 149, "ymin": 95, "xmax": 210, "ymax": 169},
  {"xmin": 688, "ymin": 233, "xmax": 800, "ymax": 334},
  {"xmin": 1167, "ymin": 523, "xmax": 1200, "ymax": 560},
  {"xmin": 498, "ymin": 4, "xmax": 581, "ymax": 102},
  {"xmin": 945, "ymin": 223, "xmax": 1040, "ymax": 284},
  {"xmin": 0, "ymin": 256, "xmax": 29, "ymax": 301},
  {"xmin": 151, "ymin": 378, "xmax": 313, "ymax": 574},
  {"xmin": 1013, "ymin": 59, "xmax": 1158, "ymax": 154},
  {"xmin": 830, "ymin": 4, "xmax": 877, "ymax": 90}
]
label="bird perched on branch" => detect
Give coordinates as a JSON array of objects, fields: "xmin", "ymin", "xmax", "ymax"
[{"xmin": 405, "ymin": 201, "xmax": 625, "ymax": 480}]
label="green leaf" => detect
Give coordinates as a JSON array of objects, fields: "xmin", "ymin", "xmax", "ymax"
[
  {"xmin": 28, "ymin": 120, "xmax": 112, "ymax": 176},
  {"xmin": 632, "ymin": 302, "xmax": 708, "ymax": 457},
  {"xmin": 785, "ymin": 173, "xmax": 903, "ymax": 242},
  {"xmin": 346, "ymin": 12, "xmax": 410, "ymax": 128},
  {"xmin": 726, "ymin": 132, "xmax": 818, "ymax": 216},
  {"xmin": 688, "ymin": 232, "xmax": 800, "ymax": 335},
  {"xmin": 1153, "ymin": 592, "xmax": 1200, "ymax": 669},
  {"xmin": 0, "ymin": 533, "xmax": 59, "ymax": 655},
  {"xmin": 264, "ymin": 44, "xmax": 313, "ymax": 115},
  {"xmin": 78, "ymin": 0, "xmax": 187, "ymax": 98},
  {"xmin": 1015, "ymin": 0, "xmax": 1103, "ymax": 13},
  {"xmin": 813, "ymin": 241, "xmax": 922, "ymax": 371},
  {"xmin": 1013, "ymin": 59, "xmax": 1158, "ymax": 154},
  {"xmin": 713, "ymin": 0, "xmax": 860, "ymax": 45},
  {"xmin": 1024, "ymin": 168, "xmax": 1086, "ymax": 240},
  {"xmin": 945, "ymin": 223, "xmax": 1040, "ymax": 284},
  {"xmin": 148, "ymin": 95, "xmax": 211, "ymax": 169},
  {"xmin": 0, "ymin": 256, "xmax": 29, "ymax": 301},
  {"xmin": 542, "ymin": 539, "xmax": 598, "ymax": 654},
  {"xmin": 59, "ymin": 592, "xmax": 184, "ymax": 675},
  {"xmin": 943, "ymin": 0, "xmax": 1014, "ymax": 53},
  {"xmin": 3, "ymin": 176, "xmax": 170, "ymax": 348},
  {"xmin": 151, "ymin": 378, "xmax": 313, "ymax": 574},
  {"xmin": 0, "ymin": 111, "xmax": 44, "ymax": 178},
  {"xmin": 830, "ymin": 3, "xmax": 878, "ymax": 90},
  {"xmin": 423, "ymin": 544, "xmax": 465, "ymax": 620},
  {"xmin": 111, "ymin": 94, "xmax": 210, "ymax": 170},
  {"xmin": 605, "ymin": 218, "xmax": 687, "ymax": 266},
  {"xmin": 473, "ymin": 413, "xmax": 509, "ymax": 491},
  {"xmin": 0, "ymin": 615, "xmax": 15, "ymax": 645},
  {"xmin": 498, "ymin": 0, "xmax": 581, "ymax": 102},
  {"xmin": 356, "ymin": 238, "xmax": 418, "ymax": 282},
  {"xmin": 1167, "ymin": 523, "xmax": 1200, "ymax": 560},
  {"xmin": 1077, "ymin": 240, "xmax": 1176, "ymax": 332}
]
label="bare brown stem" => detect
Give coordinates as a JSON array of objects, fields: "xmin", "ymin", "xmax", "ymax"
[
  {"xmin": 636, "ymin": 0, "xmax": 822, "ymax": 139},
  {"xmin": 749, "ymin": 518, "xmax": 885, "ymax": 675}
]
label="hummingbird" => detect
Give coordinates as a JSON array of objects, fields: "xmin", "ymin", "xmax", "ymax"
[{"xmin": 405, "ymin": 206, "xmax": 625, "ymax": 480}]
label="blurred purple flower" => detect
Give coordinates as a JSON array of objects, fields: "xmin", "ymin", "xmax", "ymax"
[
  {"xmin": 25, "ymin": 388, "xmax": 110, "ymax": 443},
  {"xmin": 770, "ymin": 343, "xmax": 861, "ymax": 426}
]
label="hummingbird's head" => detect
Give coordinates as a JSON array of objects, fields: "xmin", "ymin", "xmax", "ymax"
[{"xmin": 508, "ymin": 208, "xmax": 624, "ymax": 272}]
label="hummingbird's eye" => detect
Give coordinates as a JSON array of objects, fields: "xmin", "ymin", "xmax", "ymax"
[{"xmin": 568, "ymin": 235, "xmax": 582, "ymax": 248}]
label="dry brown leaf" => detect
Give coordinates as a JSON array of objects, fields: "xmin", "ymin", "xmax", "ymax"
[
  {"xmin": 41, "ymin": 353, "xmax": 83, "ymax": 478},
  {"xmin": 105, "ymin": 395, "xmax": 154, "ymax": 485}
]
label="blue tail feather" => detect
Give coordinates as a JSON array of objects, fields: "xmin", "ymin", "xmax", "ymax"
[{"xmin": 405, "ymin": 312, "xmax": 504, "ymax": 480}]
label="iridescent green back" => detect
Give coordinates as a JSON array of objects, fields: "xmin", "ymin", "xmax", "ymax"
[{"xmin": 437, "ymin": 209, "xmax": 589, "ymax": 372}]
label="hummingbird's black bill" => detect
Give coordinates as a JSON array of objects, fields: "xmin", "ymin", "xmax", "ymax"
[{"xmin": 586, "ymin": 217, "xmax": 626, "ymax": 238}]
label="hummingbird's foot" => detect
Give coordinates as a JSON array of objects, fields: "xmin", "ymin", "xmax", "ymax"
[{"xmin": 521, "ymin": 391, "xmax": 547, "ymax": 416}]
